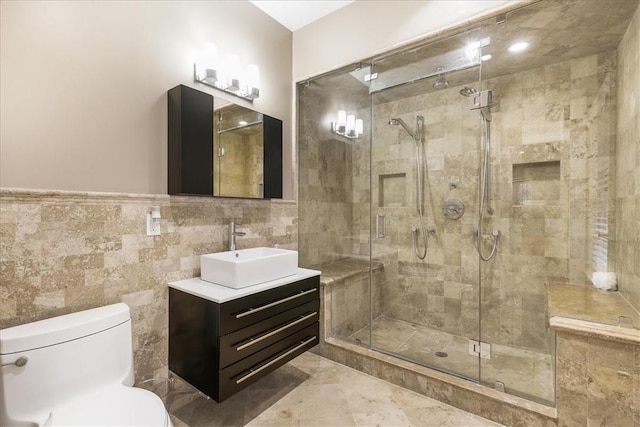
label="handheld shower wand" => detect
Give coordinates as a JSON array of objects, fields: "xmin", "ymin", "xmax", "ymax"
[{"xmin": 389, "ymin": 115, "xmax": 433, "ymax": 260}]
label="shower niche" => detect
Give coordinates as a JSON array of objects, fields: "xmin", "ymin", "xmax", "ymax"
[
  {"xmin": 378, "ymin": 173, "xmax": 406, "ymax": 207},
  {"xmin": 512, "ymin": 161, "xmax": 561, "ymax": 206}
]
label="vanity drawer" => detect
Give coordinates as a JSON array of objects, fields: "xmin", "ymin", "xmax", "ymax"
[
  {"xmin": 219, "ymin": 276, "xmax": 319, "ymax": 334},
  {"xmin": 219, "ymin": 299, "xmax": 319, "ymax": 368},
  {"xmin": 218, "ymin": 323, "xmax": 318, "ymax": 401}
]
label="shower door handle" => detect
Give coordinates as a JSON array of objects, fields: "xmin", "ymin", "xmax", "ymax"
[{"xmin": 376, "ymin": 214, "xmax": 386, "ymax": 239}]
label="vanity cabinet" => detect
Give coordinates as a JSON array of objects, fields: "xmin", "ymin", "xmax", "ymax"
[
  {"xmin": 168, "ymin": 274, "xmax": 320, "ymax": 402},
  {"xmin": 167, "ymin": 84, "xmax": 283, "ymax": 199}
]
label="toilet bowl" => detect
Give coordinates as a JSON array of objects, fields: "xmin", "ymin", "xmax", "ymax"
[{"xmin": 0, "ymin": 303, "xmax": 172, "ymax": 427}]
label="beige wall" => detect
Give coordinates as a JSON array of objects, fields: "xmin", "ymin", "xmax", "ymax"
[
  {"xmin": 292, "ymin": 0, "xmax": 522, "ymax": 82},
  {"xmin": 616, "ymin": 4, "xmax": 640, "ymax": 311},
  {"xmin": 0, "ymin": 1, "xmax": 294, "ymax": 198}
]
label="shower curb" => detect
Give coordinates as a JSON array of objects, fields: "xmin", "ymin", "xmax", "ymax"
[{"xmin": 313, "ymin": 337, "xmax": 557, "ymax": 427}]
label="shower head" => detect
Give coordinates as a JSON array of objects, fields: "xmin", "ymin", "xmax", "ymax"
[
  {"xmin": 460, "ymin": 86, "xmax": 478, "ymax": 97},
  {"xmin": 432, "ymin": 66, "xmax": 448, "ymax": 90},
  {"xmin": 388, "ymin": 117, "xmax": 417, "ymax": 141},
  {"xmin": 433, "ymin": 79, "xmax": 449, "ymax": 90}
]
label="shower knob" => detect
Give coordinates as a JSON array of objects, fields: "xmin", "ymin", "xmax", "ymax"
[{"xmin": 442, "ymin": 199, "xmax": 465, "ymax": 220}]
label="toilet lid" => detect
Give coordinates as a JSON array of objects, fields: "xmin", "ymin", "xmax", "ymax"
[{"xmin": 49, "ymin": 385, "xmax": 170, "ymax": 427}]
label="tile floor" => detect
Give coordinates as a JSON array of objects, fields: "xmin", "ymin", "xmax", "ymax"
[
  {"xmin": 348, "ymin": 316, "xmax": 554, "ymax": 404},
  {"xmin": 168, "ymin": 352, "xmax": 503, "ymax": 427}
]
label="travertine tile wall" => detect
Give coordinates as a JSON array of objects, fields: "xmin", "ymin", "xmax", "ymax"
[
  {"xmin": 297, "ymin": 82, "xmax": 361, "ymax": 268},
  {"xmin": 368, "ymin": 84, "xmax": 482, "ymax": 342},
  {"xmin": 616, "ymin": 3, "xmax": 640, "ymax": 312},
  {"xmin": 555, "ymin": 332, "xmax": 640, "ymax": 427},
  {"xmin": 481, "ymin": 51, "xmax": 617, "ymax": 352},
  {"xmin": 0, "ymin": 189, "xmax": 297, "ymax": 382}
]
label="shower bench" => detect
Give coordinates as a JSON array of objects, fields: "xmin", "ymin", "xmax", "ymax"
[
  {"xmin": 313, "ymin": 258, "xmax": 386, "ymax": 342},
  {"xmin": 546, "ymin": 282, "xmax": 640, "ymax": 426}
]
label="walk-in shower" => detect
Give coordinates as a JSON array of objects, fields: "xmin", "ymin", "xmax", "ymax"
[
  {"xmin": 388, "ymin": 116, "xmax": 433, "ymax": 259},
  {"xmin": 298, "ymin": 0, "xmax": 631, "ymax": 410}
]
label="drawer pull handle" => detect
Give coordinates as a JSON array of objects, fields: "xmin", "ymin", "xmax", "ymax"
[
  {"xmin": 236, "ymin": 312, "xmax": 317, "ymax": 351},
  {"xmin": 235, "ymin": 288, "xmax": 317, "ymax": 319},
  {"xmin": 236, "ymin": 336, "xmax": 317, "ymax": 384}
]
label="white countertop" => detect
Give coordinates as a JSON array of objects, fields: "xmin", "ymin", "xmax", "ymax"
[{"xmin": 169, "ymin": 268, "xmax": 321, "ymax": 303}]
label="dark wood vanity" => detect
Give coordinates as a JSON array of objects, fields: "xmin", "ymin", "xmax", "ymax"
[{"xmin": 168, "ymin": 271, "xmax": 320, "ymax": 402}]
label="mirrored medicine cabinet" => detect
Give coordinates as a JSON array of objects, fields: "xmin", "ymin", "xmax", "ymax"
[{"xmin": 167, "ymin": 85, "xmax": 283, "ymax": 199}]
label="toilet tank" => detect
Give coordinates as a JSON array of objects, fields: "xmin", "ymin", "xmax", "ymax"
[{"xmin": 0, "ymin": 303, "xmax": 136, "ymax": 427}]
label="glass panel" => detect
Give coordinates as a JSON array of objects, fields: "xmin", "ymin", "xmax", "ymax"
[
  {"xmin": 370, "ymin": 28, "xmax": 483, "ymax": 94},
  {"xmin": 369, "ymin": 36, "xmax": 482, "ymax": 381},
  {"xmin": 297, "ymin": 64, "xmax": 372, "ymax": 344}
]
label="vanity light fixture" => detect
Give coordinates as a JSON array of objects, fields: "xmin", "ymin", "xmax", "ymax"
[
  {"xmin": 195, "ymin": 43, "xmax": 260, "ymax": 102},
  {"xmin": 331, "ymin": 110, "xmax": 363, "ymax": 139}
]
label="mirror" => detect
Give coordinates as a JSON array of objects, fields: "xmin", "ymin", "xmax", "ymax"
[
  {"xmin": 214, "ymin": 101, "xmax": 264, "ymax": 197},
  {"xmin": 168, "ymin": 85, "xmax": 282, "ymax": 199}
]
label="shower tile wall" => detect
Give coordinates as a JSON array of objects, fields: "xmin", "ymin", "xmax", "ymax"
[
  {"xmin": 481, "ymin": 50, "xmax": 617, "ymax": 352},
  {"xmin": 0, "ymin": 189, "xmax": 297, "ymax": 381},
  {"xmin": 361, "ymin": 50, "xmax": 617, "ymax": 354},
  {"xmin": 616, "ymin": 4, "xmax": 640, "ymax": 312},
  {"xmin": 369, "ymin": 88, "xmax": 481, "ymax": 341},
  {"xmin": 298, "ymin": 87, "xmax": 354, "ymax": 268}
]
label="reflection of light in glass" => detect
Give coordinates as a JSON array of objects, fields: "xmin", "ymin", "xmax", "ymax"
[
  {"xmin": 238, "ymin": 120, "xmax": 248, "ymax": 126},
  {"xmin": 331, "ymin": 110, "xmax": 362, "ymax": 139},
  {"xmin": 337, "ymin": 110, "xmax": 347, "ymax": 133},
  {"xmin": 481, "ymin": 54, "xmax": 492, "ymax": 61},
  {"xmin": 508, "ymin": 41, "xmax": 529, "ymax": 53},
  {"xmin": 465, "ymin": 41, "xmax": 481, "ymax": 61}
]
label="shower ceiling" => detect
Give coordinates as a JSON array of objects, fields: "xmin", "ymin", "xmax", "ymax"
[{"xmin": 304, "ymin": 0, "xmax": 639, "ymax": 104}]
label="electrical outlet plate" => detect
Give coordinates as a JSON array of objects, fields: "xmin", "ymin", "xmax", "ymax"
[{"xmin": 146, "ymin": 213, "xmax": 160, "ymax": 236}]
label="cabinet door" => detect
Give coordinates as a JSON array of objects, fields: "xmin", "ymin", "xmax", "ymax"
[
  {"xmin": 168, "ymin": 85, "xmax": 214, "ymax": 196},
  {"xmin": 263, "ymin": 115, "xmax": 283, "ymax": 198}
]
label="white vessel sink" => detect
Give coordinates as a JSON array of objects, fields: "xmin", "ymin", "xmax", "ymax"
[{"xmin": 200, "ymin": 247, "xmax": 298, "ymax": 288}]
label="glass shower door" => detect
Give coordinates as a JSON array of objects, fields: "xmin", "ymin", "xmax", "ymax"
[{"xmin": 367, "ymin": 33, "xmax": 483, "ymax": 381}]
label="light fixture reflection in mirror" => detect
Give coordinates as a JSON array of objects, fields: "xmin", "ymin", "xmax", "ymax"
[
  {"xmin": 194, "ymin": 43, "xmax": 260, "ymax": 102},
  {"xmin": 331, "ymin": 110, "xmax": 363, "ymax": 139}
]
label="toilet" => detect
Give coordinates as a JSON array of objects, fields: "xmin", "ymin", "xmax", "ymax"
[{"xmin": 0, "ymin": 303, "xmax": 172, "ymax": 427}]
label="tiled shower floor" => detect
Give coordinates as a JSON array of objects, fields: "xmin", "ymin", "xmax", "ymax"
[
  {"xmin": 348, "ymin": 316, "xmax": 554, "ymax": 405},
  {"xmin": 168, "ymin": 352, "xmax": 502, "ymax": 426}
]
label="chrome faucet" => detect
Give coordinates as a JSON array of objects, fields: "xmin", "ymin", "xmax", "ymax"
[{"xmin": 229, "ymin": 221, "xmax": 246, "ymax": 251}]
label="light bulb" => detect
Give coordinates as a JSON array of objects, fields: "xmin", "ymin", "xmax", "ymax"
[
  {"xmin": 247, "ymin": 64, "xmax": 260, "ymax": 90},
  {"xmin": 227, "ymin": 54, "xmax": 240, "ymax": 90},
  {"xmin": 337, "ymin": 110, "xmax": 347, "ymax": 133},
  {"xmin": 203, "ymin": 43, "xmax": 219, "ymax": 84},
  {"xmin": 355, "ymin": 119, "xmax": 364, "ymax": 136},
  {"xmin": 346, "ymin": 115, "xmax": 356, "ymax": 136}
]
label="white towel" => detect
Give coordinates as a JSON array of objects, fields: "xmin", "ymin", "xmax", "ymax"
[{"xmin": 591, "ymin": 272, "xmax": 617, "ymax": 291}]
